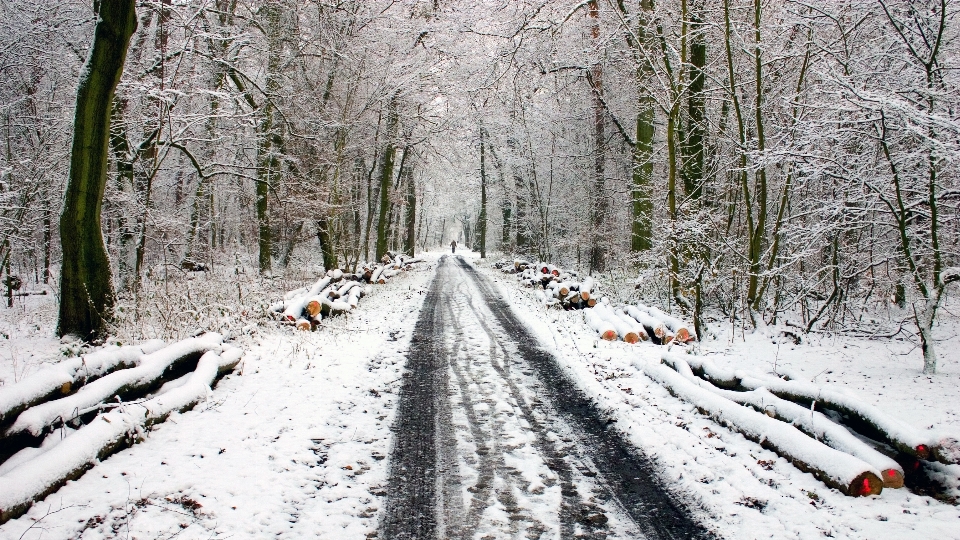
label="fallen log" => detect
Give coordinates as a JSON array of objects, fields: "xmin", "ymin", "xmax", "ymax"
[
  {"xmin": 3, "ymin": 334, "xmax": 224, "ymax": 440},
  {"xmin": 737, "ymin": 374, "xmax": 941, "ymax": 463},
  {"xmin": 0, "ymin": 340, "xmax": 166, "ymax": 430},
  {"xmin": 281, "ymin": 276, "xmax": 333, "ymax": 321},
  {"xmin": 593, "ymin": 305, "xmax": 640, "ymax": 344},
  {"xmin": 612, "ymin": 310, "xmax": 649, "ymax": 342},
  {"xmin": 624, "ymin": 306, "xmax": 671, "ymax": 344},
  {"xmin": 662, "ymin": 353, "xmax": 903, "ymax": 488},
  {"xmin": 642, "ymin": 360, "xmax": 883, "ymax": 497},
  {"xmin": 584, "ymin": 309, "xmax": 617, "ymax": 341},
  {"xmin": 579, "ymin": 277, "xmax": 596, "ymax": 301},
  {"xmin": 0, "ymin": 347, "xmax": 242, "ymax": 525},
  {"xmin": 639, "ymin": 304, "xmax": 695, "ymax": 342}
]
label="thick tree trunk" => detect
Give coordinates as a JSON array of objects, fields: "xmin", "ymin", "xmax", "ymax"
[
  {"xmin": 682, "ymin": 1, "xmax": 706, "ymax": 200},
  {"xmin": 403, "ymin": 163, "xmax": 416, "ymax": 256},
  {"xmin": 631, "ymin": 1, "xmax": 655, "ymax": 253},
  {"xmin": 375, "ymin": 96, "xmax": 399, "ymax": 261},
  {"xmin": 58, "ymin": 0, "xmax": 137, "ymax": 341}
]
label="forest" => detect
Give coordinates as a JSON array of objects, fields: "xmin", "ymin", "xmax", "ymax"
[{"xmin": 1, "ymin": 0, "xmax": 958, "ymax": 373}]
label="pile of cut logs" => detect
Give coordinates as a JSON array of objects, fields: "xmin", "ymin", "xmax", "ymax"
[
  {"xmin": 646, "ymin": 352, "xmax": 960, "ymax": 497},
  {"xmin": 0, "ymin": 335, "xmax": 242, "ymax": 523},
  {"xmin": 495, "ymin": 259, "xmax": 696, "ymax": 345},
  {"xmin": 272, "ymin": 252, "xmax": 422, "ymax": 330},
  {"xmin": 495, "ymin": 260, "xmax": 599, "ymax": 310},
  {"xmin": 584, "ymin": 302, "xmax": 696, "ymax": 345}
]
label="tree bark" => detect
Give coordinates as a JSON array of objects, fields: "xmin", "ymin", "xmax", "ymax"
[
  {"xmin": 58, "ymin": 0, "xmax": 137, "ymax": 341},
  {"xmin": 375, "ymin": 95, "xmax": 399, "ymax": 261},
  {"xmin": 478, "ymin": 126, "xmax": 487, "ymax": 258}
]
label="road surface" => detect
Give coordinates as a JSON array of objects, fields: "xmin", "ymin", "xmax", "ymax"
[{"xmin": 379, "ymin": 256, "xmax": 709, "ymax": 539}]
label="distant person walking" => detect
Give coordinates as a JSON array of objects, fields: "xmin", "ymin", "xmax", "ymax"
[{"xmin": 450, "ymin": 240, "xmax": 457, "ymax": 253}]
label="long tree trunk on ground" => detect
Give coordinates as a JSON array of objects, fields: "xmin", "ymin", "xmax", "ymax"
[
  {"xmin": 375, "ymin": 95, "xmax": 399, "ymax": 261},
  {"xmin": 478, "ymin": 125, "xmax": 487, "ymax": 258},
  {"xmin": 58, "ymin": 0, "xmax": 137, "ymax": 341}
]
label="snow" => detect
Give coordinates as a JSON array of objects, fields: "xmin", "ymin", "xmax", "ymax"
[
  {"xmin": 473, "ymin": 261, "xmax": 960, "ymax": 539},
  {"xmin": 0, "ymin": 340, "xmax": 165, "ymax": 424},
  {"xmin": 642, "ymin": 359, "xmax": 882, "ymax": 495},
  {"xmin": 1, "ymin": 253, "xmax": 959, "ymax": 539},
  {"xmin": 7, "ymin": 334, "xmax": 224, "ymax": 438},
  {"xmin": 0, "ymin": 257, "xmax": 436, "ymax": 539}
]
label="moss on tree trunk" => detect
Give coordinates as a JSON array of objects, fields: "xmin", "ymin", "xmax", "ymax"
[{"xmin": 58, "ymin": 0, "xmax": 137, "ymax": 341}]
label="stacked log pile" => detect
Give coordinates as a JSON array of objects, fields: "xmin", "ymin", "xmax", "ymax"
[
  {"xmin": 495, "ymin": 260, "xmax": 696, "ymax": 345},
  {"xmin": 644, "ymin": 352, "xmax": 960, "ymax": 497},
  {"xmin": 495, "ymin": 260, "xmax": 597, "ymax": 309},
  {"xmin": 0, "ymin": 335, "xmax": 243, "ymax": 523},
  {"xmin": 272, "ymin": 252, "xmax": 423, "ymax": 330}
]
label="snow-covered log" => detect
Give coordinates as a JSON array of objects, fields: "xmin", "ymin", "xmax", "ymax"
[
  {"xmin": 3, "ymin": 334, "xmax": 224, "ymax": 440},
  {"xmin": 642, "ymin": 360, "xmax": 884, "ymax": 497},
  {"xmin": 584, "ymin": 309, "xmax": 617, "ymax": 341},
  {"xmin": 613, "ymin": 310, "xmax": 649, "ymax": 342},
  {"xmin": 593, "ymin": 305, "xmax": 641, "ymax": 344},
  {"xmin": 579, "ymin": 277, "xmax": 595, "ymax": 301},
  {"xmin": 737, "ymin": 374, "xmax": 942, "ymax": 462},
  {"xmin": 281, "ymin": 276, "xmax": 333, "ymax": 321},
  {"xmin": 639, "ymin": 304, "xmax": 695, "ymax": 342},
  {"xmin": 320, "ymin": 298, "xmax": 352, "ymax": 317},
  {"xmin": 661, "ymin": 354, "xmax": 904, "ymax": 488},
  {"xmin": 0, "ymin": 340, "xmax": 165, "ymax": 429},
  {"xmin": 0, "ymin": 348, "xmax": 242, "ymax": 525},
  {"xmin": 624, "ymin": 306, "xmax": 671, "ymax": 343}
]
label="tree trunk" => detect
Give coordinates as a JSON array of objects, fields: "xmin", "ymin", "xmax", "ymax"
[
  {"xmin": 403, "ymin": 165, "xmax": 416, "ymax": 256},
  {"xmin": 375, "ymin": 96, "xmax": 399, "ymax": 261},
  {"xmin": 58, "ymin": 0, "xmax": 137, "ymax": 341},
  {"xmin": 587, "ymin": 0, "xmax": 605, "ymax": 274},
  {"xmin": 478, "ymin": 126, "xmax": 487, "ymax": 258},
  {"xmin": 256, "ymin": 2, "xmax": 285, "ymax": 276},
  {"xmin": 630, "ymin": 0, "xmax": 655, "ymax": 253},
  {"xmin": 682, "ymin": 1, "xmax": 706, "ymax": 200},
  {"xmin": 316, "ymin": 217, "xmax": 338, "ymax": 271}
]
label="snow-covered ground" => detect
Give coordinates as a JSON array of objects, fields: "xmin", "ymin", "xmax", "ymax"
[
  {"xmin": 479, "ymin": 262, "xmax": 960, "ymax": 539},
  {"xmin": 0, "ymin": 259, "xmax": 436, "ymax": 540},
  {"xmin": 1, "ymin": 252, "xmax": 959, "ymax": 539}
]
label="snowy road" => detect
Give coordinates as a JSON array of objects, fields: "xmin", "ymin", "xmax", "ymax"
[{"xmin": 379, "ymin": 256, "xmax": 708, "ymax": 539}]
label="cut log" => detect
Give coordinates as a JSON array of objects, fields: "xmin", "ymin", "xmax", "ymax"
[
  {"xmin": 737, "ymin": 374, "xmax": 939, "ymax": 462},
  {"xmin": 320, "ymin": 299, "xmax": 352, "ymax": 317},
  {"xmin": 613, "ymin": 310, "xmax": 649, "ymax": 342},
  {"xmin": 624, "ymin": 306, "xmax": 669, "ymax": 342},
  {"xmin": 593, "ymin": 305, "xmax": 640, "ymax": 344},
  {"xmin": 3, "ymin": 334, "xmax": 224, "ymax": 440},
  {"xmin": 584, "ymin": 309, "xmax": 617, "ymax": 341},
  {"xmin": 640, "ymin": 304, "xmax": 696, "ymax": 342},
  {"xmin": 296, "ymin": 318, "xmax": 311, "ymax": 331},
  {"xmin": 0, "ymin": 347, "xmax": 242, "ymax": 525},
  {"xmin": 579, "ymin": 277, "xmax": 596, "ymax": 301},
  {"xmin": 0, "ymin": 340, "xmax": 166, "ymax": 429},
  {"xmin": 642, "ymin": 361, "xmax": 883, "ymax": 497},
  {"xmin": 281, "ymin": 276, "xmax": 333, "ymax": 321},
  {"xmin": 662, "ymin": 353, "xmax": 904, "ymax": 488}
]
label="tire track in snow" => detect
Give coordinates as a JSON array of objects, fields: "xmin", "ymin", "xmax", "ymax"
[
  {"xmin": 455, "ymin": 256, "xmax": 710, "ymax": 540},
  {"xmin": 381, "ymin": 256, "xmax": 709, "ymax": 539}
]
